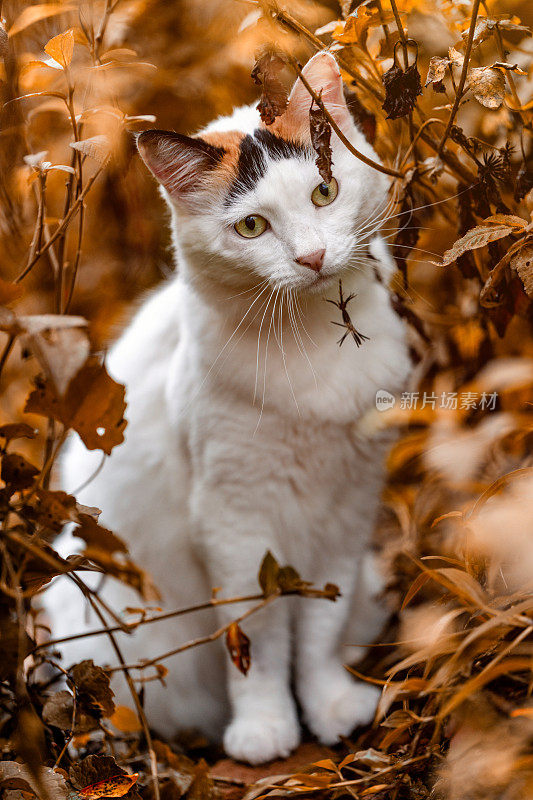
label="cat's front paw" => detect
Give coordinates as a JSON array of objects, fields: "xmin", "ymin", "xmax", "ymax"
[
  {"xmin": 223, "ymin": 712, "xmax": 300, "ymax": 764},
  {"xmin": 303, "ymin": 676, "xmax": 380, "ymax": 745}
]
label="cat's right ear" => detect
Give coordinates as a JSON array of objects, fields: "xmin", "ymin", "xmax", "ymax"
[{"xmin": 137, "ymin": 130, "xmax": 225, "ymax": 200}]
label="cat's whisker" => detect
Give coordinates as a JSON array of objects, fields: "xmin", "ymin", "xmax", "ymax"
[
  {"xmin": 183, "ymin": 281, "xmax": 272, "ymax": 416},
  {"xmin": 289, "ymin": 289, "xmax": 318, "ymax": 388},
  {"xmin": 254, "ymin": 287, "xmax": 280, "ymax": 434},
  {"xmin": 225, "ymin": 280, "xmax": 269, "ymax": 301},
  {"xmin": 279, "ymin": 289, "xmax": 300, "ymax": 416},
  {"xmin": 253, "ymin": 287, "xmax": 276, "ymax": 406}
]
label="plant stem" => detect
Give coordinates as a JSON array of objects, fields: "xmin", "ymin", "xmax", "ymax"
[
  {"xmin": 291, "ymin": 59, "xmax": 404, "ymax": 179},
  {"xmin": 436, "ymin": 0, "xmax": 482, "ymax": 157}
]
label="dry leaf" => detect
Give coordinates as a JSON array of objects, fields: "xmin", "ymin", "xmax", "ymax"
[
  {"xmin": 225, "ymin": 621, "xmax": 251, "ymax": 675},
  {"xmin": 8, "ymin": 4, "xmax": 75, "ymax": 37},
  {"xmin": 435, "ymin": 224, "xmax": 516, "ymax": 266},
  {"xmin": 44, "ymin": 29, "xmax": 75, "ymax": 69},
  {"xmin": 25, "ymin": 357, "xmax": 127, "ymax": 455},
  {"xmin": 510, "ymin": 243, "xmax": 533, "ymax": 297},
  {"xmin": 251, "ymin": 48, "xmax": 289, "ymax": 126},
  {"xmin": 382, "ymin": 62, "xmax": 422, "ymax": 119},
  {"xmin": 309, "ymin": 102, "xmax": 333, "ymax": 184},
  {"xmin": 70, "ymin": 135, "xmax": 111, "ymax": 165}
]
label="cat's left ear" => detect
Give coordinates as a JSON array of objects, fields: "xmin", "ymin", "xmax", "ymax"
[
  {"xmin": 283, "ymin": 52, "xmax": 352, "ymax": 133},
  {"xmin": 137, "ymin": 130, "xmax": 225, "ymax": 199}
]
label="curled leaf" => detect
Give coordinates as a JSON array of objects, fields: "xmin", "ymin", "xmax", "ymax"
[
  {"xmin": 251, "ymin": 48, "xmax": 289, "ymax": 125},
  {"xmin": 434, "ymin": 223, "xmax": 516, "ymax": 266},
  {"xmin": 309, "ymin": 100, "xmax": 333, "ymax": 184},
  {"xmin": 44, "ymin": 29, "xmax": 75, "ymax": 69},
  {"xmin": 225, "ymin": 621, "xmax": 251, "ymax": 675},
  {"xmin": 382, "ymin": 61, "xmax": 422, "ymax": 119}
]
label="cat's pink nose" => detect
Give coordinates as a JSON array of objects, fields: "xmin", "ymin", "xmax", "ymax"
[{"xmin": 295, "ymin": 248, "xmax": 325, "ymax": 273}]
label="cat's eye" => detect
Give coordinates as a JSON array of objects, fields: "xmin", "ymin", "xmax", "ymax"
[
  {"xmin": 311, "ymin": 177, "xmax": 338, "ymax": 207},
  {"xmin": 234, "ymin": 214, "xmax": 268, "ymax": 239}
]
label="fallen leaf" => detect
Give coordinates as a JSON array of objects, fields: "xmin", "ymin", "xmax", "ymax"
[{"xmin": 0, "ymin": 762, "xmax": 68, "ymax": 800}]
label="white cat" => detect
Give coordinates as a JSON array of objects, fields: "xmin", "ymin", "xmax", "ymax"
[{"xmin": 45, "ymin": 52, "xmax": 411, "ymax": 764}]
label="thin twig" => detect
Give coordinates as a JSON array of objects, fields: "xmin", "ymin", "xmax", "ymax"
[
  {"xmin": 436, "ymin": 0, "xmax": 482, "ymax": 157},
  {"xmin": 106, "ymin": 593, "xmax": 280, "ymax": 673},
  {"xmin": 14, "ymin": 169, "xmax": 103, "ymax": 284},
  {"xmin": 291, "ymin": 59, "xmax": 403, "ymax": 179}
]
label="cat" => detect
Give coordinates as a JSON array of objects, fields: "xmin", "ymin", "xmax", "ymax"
[{"xmin": 44, "ymin": 51, "xmax": 411, "ymax": 765}]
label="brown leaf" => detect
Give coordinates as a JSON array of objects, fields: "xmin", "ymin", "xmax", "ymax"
[
  {"xmin": 0, "ymin": 423, "xmax": 36, "ymax": 445},
  {"xmin": 74, "ymin": 513, "xmax": 128, "ymax": 555},
  {"xmin": 425, "ymin": 56, "xmax": 450, "ymax": 88},
  {"xmin": 0, "ymin": 615, "xmax": 33, "ymax": 681},
  {"xmin": 225, "ymin": 621, "xmax": 251, "ymax": 675},
  {"xmin": 467, "ymin": 63, "xmax": 525, "ymax": 109},
  {"xmin": 251, "ymin": 48, "xmax": 289, "ymax": 126},
  {"xmin": 511, "ymin": 243, "xmax": 533, "ymax": 297},
  {"xmin": 44, "ymin": 29, "xmax": 75, "ymax": 68},
  {"xmin": 258, "ymin": 550, "xmax": 280, "ymax": 596},
  {"xmin": 71, "ymin": 756, "xmax": 137, "ymax": 800},
  {"xmin": 25, "ymin": 357, "xmax": 127, "ymax": 455},
  {"xmin": 42, "ymin": 690, "xmax": 99, "ymax": 733},
  {"xmin": 1, "ymin": 452, "xmax": 39, "ymax": 493},
  {"xmin": 27, "ymin": 489, "xmax": 78, "ymax": 534},
  {"xmin": 434, "ymin": 224, "xmax": 516, "ymax": 266},
  {"xmin": 0, "ymin": 762, "xmax": 68, "ymax": 800},
  {"xmin": 309, "ymin": 102, "xmax": 333, "ymax": 184},
  {"xmin": 382, "ymin": 62, "xmax": 422, "ymax": 119},
  {"xmin": 68, "ymin": 660, "xmax": 115, "ymax": 719},
  {"xmin": 463, "ymin": 16, "xmax": 531, "ymax": 49}
]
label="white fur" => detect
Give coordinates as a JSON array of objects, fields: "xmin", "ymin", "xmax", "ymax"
[{"xmin": 45, "ymin": 54, "xmax": 411, "ymax": 764}]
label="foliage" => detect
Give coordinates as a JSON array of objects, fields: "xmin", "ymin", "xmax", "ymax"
[{"xmin": 0, "ymin": 0, "xmax": 533, "ymax": 798}]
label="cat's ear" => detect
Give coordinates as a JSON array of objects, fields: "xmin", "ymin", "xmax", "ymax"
[
  {"xmin": 137, "ymin": 130, "xmax": 225, "ymax": 199},
  {"xmin": 283, "ymin": 52, "xmax": 351, "ymax": 132}
]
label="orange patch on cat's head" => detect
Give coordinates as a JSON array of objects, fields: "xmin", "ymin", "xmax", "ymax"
[{"xmin": 201, "ymin": 130, "xmax": 245, "ymax": 191}]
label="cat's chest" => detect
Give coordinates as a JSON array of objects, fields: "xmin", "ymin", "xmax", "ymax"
[{"xmin": 201, "ymin": 292, "xmax": 410, "ymax": 424}]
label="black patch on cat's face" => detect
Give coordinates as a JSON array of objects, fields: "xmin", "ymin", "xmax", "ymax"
[{"xmin": 226, "ymin": 129, "xmax": 311, "ymax": 204}]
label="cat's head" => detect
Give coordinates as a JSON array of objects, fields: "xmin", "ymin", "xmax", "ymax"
[{"xmin": 138, "ymin": 52, "xmax": 388, "ymax": 297}]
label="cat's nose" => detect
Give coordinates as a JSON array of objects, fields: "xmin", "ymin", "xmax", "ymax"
[{"xmin": 295, "ymin": 248, "xmax": 326, "ymax": 273}]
